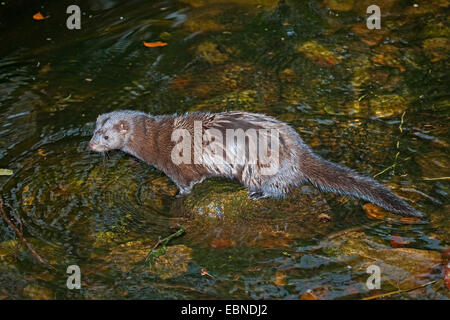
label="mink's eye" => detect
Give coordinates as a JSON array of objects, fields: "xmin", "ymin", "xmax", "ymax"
[{"xmin": 104, "ymin": 136, "xmax": 109, "ymax": 140}]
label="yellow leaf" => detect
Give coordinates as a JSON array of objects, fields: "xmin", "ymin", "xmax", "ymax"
[
  {"xmin": 37, "ymin": 148, "xmax": 47, "ymax": 157},
  {"xmin": 0, "ymin": 169, "xmax": 13, "ymax": 176}
]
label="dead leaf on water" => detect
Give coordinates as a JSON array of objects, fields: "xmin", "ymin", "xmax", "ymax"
[
  {"xmin": 390, "ymin": 234, "xmax": 409, "ymax": 248},
  {"xmin": 170, "ymin": 77, "xmax": 191, "ymax": 90},
  {"xmin": 274, "ymin": 270, "xmax": 287, "ymax": 286},
  {"xmin": 209, "ymin": 238, "xmax": 236, "ymax": 248},
  {"xmin": 363, "ymin": 203, "xmax": 421, "ymax": 224},
  {"xmin": 33, "ymin": 12, "xmax": 49, "ymax": 20},
  {"xmin": 201, "ymin": 268, "xmax": 214, "ymax": 278},
  {"xmin": 300, "ymin": 290, "xmax": 319, "ymax": 300},
  {"xmin": 37, "ymin": 148, "xmax": 47, "ymax": 157},
  {"xmin": 143, "ymin": 41, "xmax": 167, "ymax": 48}
]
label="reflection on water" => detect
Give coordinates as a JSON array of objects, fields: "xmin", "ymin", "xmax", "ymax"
[{"xmin": 0, "ymin": 0, "xmax": 448, "ymax": 299}]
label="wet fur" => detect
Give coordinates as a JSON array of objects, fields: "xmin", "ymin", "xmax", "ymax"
[{"xmin": 89, "ymin": 110, "xmax": 423, "ymax": 217}]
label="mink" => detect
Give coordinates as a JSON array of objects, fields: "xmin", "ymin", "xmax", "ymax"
[{"xmin": 89, "ymin": 110, "xmax": 423, "ymax": 217}]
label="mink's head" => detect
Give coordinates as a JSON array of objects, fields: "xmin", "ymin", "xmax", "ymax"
[{"xmin": 89, "ymin": 111, "xmax": 134, "ymax": 152}]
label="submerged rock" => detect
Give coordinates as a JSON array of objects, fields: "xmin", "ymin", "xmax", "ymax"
[
  {"xmin": 420, "ymin": 21, "xmax": 450, "ymax": 39},
  {"xmin": 429, "ymin": 205, "xmax": 450, "ymax": 243},
  {"xmin": 0, "ymin": 238, "xmax": 64, "ymax": 266},
  {"xmin": 405, "ymin": 0, "xmax": 450, "ymax": 17},
  {"xmin": 353, "ymin": 0, "xmax": 399, "ymax": 17},
  {"xmin": 196, "ymin": 42, "xmax": 229, "ymax": 64},
  {"xmin": 371, "ymin": 45, "xmax": 406, "ymax": 72},
  {"xmin": 323, "ymin": 0, "xmax": 355, "ymax": 12},
  {"xmin": 348, "ymin": 55, "xmax": 372, "ymax": 90},
  {"xmin": 102, "ymin": 240, "xmax": 150, "ymax": 272},
  {"xmin": 182, "ymin": 1, "xmax": 276, "ymax": 33},
  {"xmin": 183, "ymin": 5, "xmax": 237, "ymax": 32},
  {"xmin": 180, "ymin": 61, "xmax": 279, "ymax": 107},
  {"xmin": 422, "ymin": 37, "xmax": 449, "ymax": 62},
  {"xmin": 368, "ymin": 94, "xmax": 407, "ymax": 119},
  {"xmin": 23, "ymin": 284, "xmax": 53, "ymax": 300},
  {"xmin": 189, "ymin": 89, "xmax": 267, "ymax": 113},
  {"xmin": 351, "ymin": 23, "xmax": 388, "ymax": 47},
  {"xmin": 0, "ymin": 240, "xmax": 21, "ymax": 262},
  {"xmin": 100, "ymin": 240, "xmax": 193, "ymax": 280},
  {"xmin": 296, "ymin": 41, "xmax": 342, "ymax": 67},
  {"xmin": 323, "ymin": 231, "xmax": 443, "ymax": 288},
  {"xmin": 149, "ymin": 245, "xmax": 193, "ymax": 280},
  {"xmin": 171, "ymin": 180, "xmax": 334, "ymax": 249}
]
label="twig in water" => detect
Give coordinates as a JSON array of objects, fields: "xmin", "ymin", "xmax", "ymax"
[
  {"xmin": 0, "ymin": 199, "xmax": 55, "ymax": 270},
  {"xmin": 423, "ymin": 176, "xmax": 450, "ymax": 181},
  {"xmin": 307, "ymin": 221, "xmax": 384, "ymax": 253},
  {"xmin": 373, "ymin": 157, "xmax": 411, "ymax": 178},
  {"xmin": 145, "ymin": 224, "xmax": 185, "ymax": 263},
  {"xmin": 361, "ymin": 280, "xmax": 438, "ymax": 300},
  {"xmin": 373, "ymin": 112, "xmax": 407, "ymax": 178},
  {"xmin": 201, "ymin": 268, "xmax": 215, "ymax": 278}
]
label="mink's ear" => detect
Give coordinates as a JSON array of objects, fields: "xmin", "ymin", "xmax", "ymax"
[{"xmin": 118, "ymin": 120, "xmax": 129, "ymax": 135}]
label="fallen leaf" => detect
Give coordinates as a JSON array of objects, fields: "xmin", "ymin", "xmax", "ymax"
[
  {"xmin": 201, "ymin": 268, "xmax": 214, "ymax": 278},
  {"xmin": 143, "ymin": 41, "xmax": 167, "ymax": 48},
  {"xmin": 37, "ymin": 148, "xmax": 47, "ymax": 157},
  {"xmin": 390, "ymin": 234, "xmax": 409, "ymax": 248},
  {"xmin": 300, "ymin": 290, "xmax": 319, "ymax": 300},
  {"xmin": 209, "ymin": 238, "xmax": 236, "ymax": 248},
  {"xmin": 0, "ymin": 169, "xmax": 13, "ymax": 176},
  {"xmin": 363, "ymin": 203, "xmax": 421, "ymax": 224},
  {"xmin": 274, "ymin": 270, "xmax": 287, "ymax": 286},
  {"xmin": 33, "ymin": 12, "xmax": 49, "ymax": 20},
  {"xmin": 170, "ymin": 77, "xmax": 190, "ymax": 90}
]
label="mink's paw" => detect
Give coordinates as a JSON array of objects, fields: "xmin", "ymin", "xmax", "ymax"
[
  {"xmin": 248, "ymin": 191, "xmax": 269, "ymax": 200},
  {"xmin": 175, "ymin": 186, "xmax": 192, "ymax": 198}
]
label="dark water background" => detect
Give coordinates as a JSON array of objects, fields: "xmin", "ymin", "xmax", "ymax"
[{"xmin": 0, "ymin": 0, "xmax": 448, "ymax": 299}]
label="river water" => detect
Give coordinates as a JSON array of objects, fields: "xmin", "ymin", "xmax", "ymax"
[{"xmin": 0, "ymin": 0, "xmax": 448, "ymax": 299}]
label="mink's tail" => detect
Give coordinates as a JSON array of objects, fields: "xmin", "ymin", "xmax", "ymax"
[{"xmin": 299, "ymin": 153, "xmax": 423, "ymax": 217}]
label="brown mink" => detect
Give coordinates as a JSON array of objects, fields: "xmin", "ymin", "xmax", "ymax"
[{"xmin": 89, "ymin": 110, "xmax": 423, "ymax": 217}]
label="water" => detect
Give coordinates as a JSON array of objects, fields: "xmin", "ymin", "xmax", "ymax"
[{"xmin": 0, "ymin": 0, "xmax": 448, "ymax": 299}]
